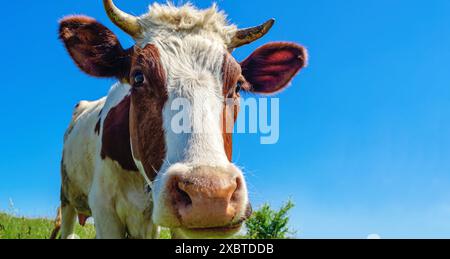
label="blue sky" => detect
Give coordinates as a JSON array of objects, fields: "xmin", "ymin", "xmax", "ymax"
[{"xmin": 1, "ymin": 0, "xmax": 450, "ymax": 238}]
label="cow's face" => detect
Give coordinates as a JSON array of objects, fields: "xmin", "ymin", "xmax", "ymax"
[{"xmin": 59, "ymin": 2, "xmax": 307, "ymax": 238}]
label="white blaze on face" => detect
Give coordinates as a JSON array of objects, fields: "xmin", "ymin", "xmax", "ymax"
[
  {"xmin": 159, "ymin": 36, "xmax": 228, "ymax": 166},
  {"xmin": 157, "ymin": 35, "xmax": 230, "ymax": 166},
  {"xmin": 148, "ymin": 36, "xmax": 243, "ymax": 227}
]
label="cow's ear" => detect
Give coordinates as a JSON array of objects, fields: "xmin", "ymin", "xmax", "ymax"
[
  {"xmin": 59, "ymin": 16, "xmax": 130, "ymax": 78},
  {"xmin": 241, "ymin": 42, "xmax": 307, "ymax": 94}
]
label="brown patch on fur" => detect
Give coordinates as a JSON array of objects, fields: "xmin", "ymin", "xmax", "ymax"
[
  {"xmin": 49, "ymin": 207, "xmax": 62, "ymax": 239},
  {"xmin": 129, "ymin": 44, "xmax": 168, "ymax": 181},
  {"xmin": 60, "ymin": 156, "xmax": 70, "ymax": 206},
  {"xmin": 59, "ymin": 15, "xmax": 131, "ymax": 79},
  {"xmin": 61, "ymin": 153, "xmax": 92, "ymax": 216},
  {"xmin": 64, "ymin": 124, "xmax": 75, "ymax": 143},
  {"xmin": 94, "ymin": 118, "xmax": 101, "ymax": 135},
  {"xmin": 78, "ymin": 214, "xmax": 89, "ymax": 227},
  {"xmin": 101, "ymin": 96, "xmax": 138, "ymax": 172},
  {"xmin": 221, "ymin": 54, "xmax": 243, "ymax": 161},
  {"xmin": 222, "ymin": 125, "xmax": 233, "ymax": 162}
]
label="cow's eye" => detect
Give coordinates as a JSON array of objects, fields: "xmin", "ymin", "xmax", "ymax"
[
  {"xmin": 133, "ymin": 71, "xmax": 145, "ymax": 86},
  {"xmin": 236, "ymin": 80, "xmax": 243, "ymax": 94}
]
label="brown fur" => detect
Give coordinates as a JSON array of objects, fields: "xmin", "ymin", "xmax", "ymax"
[
  {"xmin": 59, "ymin": 16, "xmax": 131, "ymax": 79},
  {"xmin": 101, "ymin": 96, "xmax": 139, "ymax": 172},
  {"xmin": 60, "ymin": 157, "xmax": 70, "ymax": 207},
  {"xmin": 49, "ymin": 207, "xmax": 62, "ymax": 239},
  {"xmin": 77, "ymin": 214, "xmax": 89, "ymax": 227},
  {"xmin": 129, "ymin": 45, "xmax": 168, "ymax": 181},
  {"xmin": 94, "ymin": 118, "xmax": 101, "ymax": 135},
  {"xmin": 221, "ymin": 54, "xmax": 243, "ymax": 161}
]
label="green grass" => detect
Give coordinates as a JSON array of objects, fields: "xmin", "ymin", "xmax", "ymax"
[
  {"xmin": 0, "ymin": 212, "xmax": 96, "ymax": 239},
  {"xmin": 0, "ymin": 212, "xmax": 172, "ymax": 239}
]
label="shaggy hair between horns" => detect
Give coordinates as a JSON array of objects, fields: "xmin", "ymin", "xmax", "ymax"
[{"xmin": 137, "ymin": 2, "xmax": 237, "ymax": 46}]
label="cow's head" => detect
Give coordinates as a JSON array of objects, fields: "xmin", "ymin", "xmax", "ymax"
[{"xmin": 59, "ymin": 0, "xmax": 307, "ymax": 238}]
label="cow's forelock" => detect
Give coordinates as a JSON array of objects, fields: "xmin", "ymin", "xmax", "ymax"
[{"xmin": 135, "ymin": 3, "xmax": 237, "ymax": 49}]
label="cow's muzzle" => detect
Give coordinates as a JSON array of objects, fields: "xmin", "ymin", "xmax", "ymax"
[{"xmin": 153, "ymin": 164, "xmax": 250, "ymax": 236}]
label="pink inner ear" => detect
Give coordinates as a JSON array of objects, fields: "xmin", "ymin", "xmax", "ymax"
[
  {"xmin": 241, "ymin": 43, "xmax": 307, "ymax": 94},
  {"xmin": 266, "ymin": 50, "xmax": 300, "ymax": 63}
]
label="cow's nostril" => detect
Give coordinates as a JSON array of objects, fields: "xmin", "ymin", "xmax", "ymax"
[
  {"xmin": 230, "ymin": 177, "xmax": 242, "ymax": 203},
  {"xmin": 174, "ymin": 182, "xmax": 192, "ymax": 208}
]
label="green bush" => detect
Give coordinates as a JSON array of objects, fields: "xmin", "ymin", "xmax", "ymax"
[{"xmin": 245, "ymin": 200, "xmax": 295, "ymax": 239}]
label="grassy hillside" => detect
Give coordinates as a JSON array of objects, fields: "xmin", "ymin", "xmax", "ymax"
[
  {"xmin": 0, "ymin": 212, "xmax": 171, "ymax": 239},
  {"xmin": 0, "ymin": 212, "xmax": 96, "ymax": 239}
]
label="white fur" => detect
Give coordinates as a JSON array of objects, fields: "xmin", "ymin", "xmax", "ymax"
[
  {"xmin": 136, "ymin": 3, "xmax": 237, "ymax": 48},
  {"xmin": 67, "ymin": 234, "xmax": 80, "ymax": 239}
]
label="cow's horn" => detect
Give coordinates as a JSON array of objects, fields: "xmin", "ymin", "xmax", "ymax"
[
  {"xmin": 103, "ymin": 0, "xmax": 141, "ymax": 38},
  {"xmin": 229, "ymin": 19, "xmax": 275, "ymax": 49}
]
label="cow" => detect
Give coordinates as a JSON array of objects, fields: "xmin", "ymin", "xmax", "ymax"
[{"xmin": 51, "ymin": 0, "xmax": 307, "ymax": 239}]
